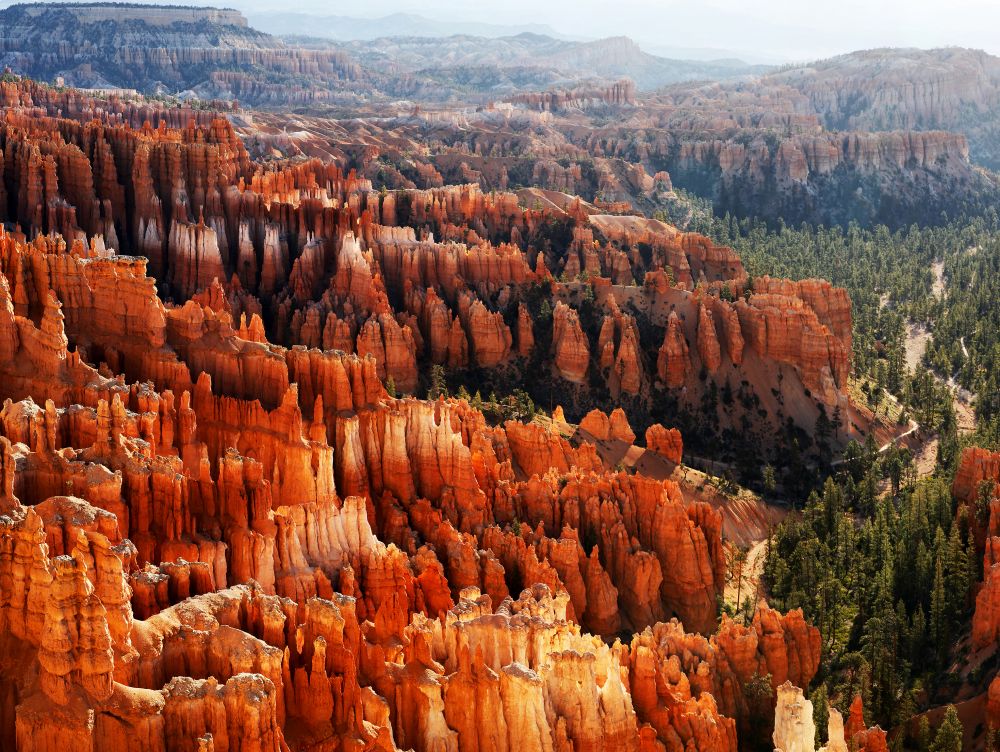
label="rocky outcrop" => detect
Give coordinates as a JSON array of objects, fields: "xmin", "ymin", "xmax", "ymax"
[
  {"xmin": 167, "ymin": 220, "xmax": 227, "ymax": 299},
  {"xmin": 953, "ymin": 446, "xmax": 1000, "ymax": 505},
  {"xmin": 465, "ymin": 299, "xmax": 512, "ymax": 367},
  {"xmin": 697, "ymin": 302, "xmax": 722, "ymax": 373},
  {"xmin": 0, "ymin": 79, "xmax": 858, "ymax": 450},
  {"xmin": 579, "ymin": 407, "xmax": 635, "ymax": 444},
  {"xmin": 976, "ymin": 583, "xmax": 1000, "ymax": 652},
  {"xmin": 772, "ymin": 682, "xmax": 815, "ymax": 752},
  {"xmin": 825, "ymin": 708, "xmax": 850, "ymax": 752},
  {"xmin": 764, "ymin": 47, "xmax": 1000, "ymax": 170},
  {"xmin": 609, "ymin": 408, "xmax": 636, "ymax": 444},
  {"xmin": 960, "ymin": 448, "xmax": 1000, "ymax": 650},
  {"xmin": 646, "ymin": 423, "xmax": 683, "ymax": 464},
  {"xmin": 356, "ymin": 314, "xmax": 419, "ymax": 395},
  {"xmin": 989, "ymin": 676, "xmax": 1000, "ymax": 731},
  {"xmin": 596, "ymin": 308, "xmax": 644, "ymax": 397},
  {"xmin": 515, "ymin": 303, "xmax": 534, "ymax": 357},
  {"xmin": 0, "ymin": 4, "xmax": 366, "ymax": 106},
  {"xmin": 736, "ymin": 284, "xmax": 850, "ymax": 408},
  {"xmin": 753, "ymin": 277, "xmax": 852, "ymax": 359},
  {"xmin": 771, "ymin": 683, "xmax": 872, "ymax": 752},
  {"xmin": 0, "ymin": 282, "xmax": 791, "ymax": 752},
  {"xmin": 507, "ymin": 80, "xmax": 637, "ymax": 111},
  {"xmin": 552, "ymin": 302, "xmax": 590, "ymax": 383},
  {"xmin": 665, "ymin": 127, "xmax": 993, "ymax": 228},
  {"xmin": 840, "ymin": 696, "xmax": 888, "ymax": 752},
  {"xmin": 0, "ymin": 82, "xmax": 850, "ymax": 752},
  {"xmin": 504, "ymin": 419, "xmax": 603, "ymax": 479},
  {"xmin": 623, "ymin": 603, "xmax": 820, "ymax": 752},
  {"xmin": 658, "ymin": 312, "xmax": 690, "ymax": 388}
]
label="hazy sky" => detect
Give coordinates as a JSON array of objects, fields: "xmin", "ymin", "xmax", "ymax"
[
  {"xmin": 8, "ymin": 0, "xmax": 1000, "ymax": 62},
  {"xmin": 249, "ymin": 0, "xmax": 1000, "ymax": 61}
]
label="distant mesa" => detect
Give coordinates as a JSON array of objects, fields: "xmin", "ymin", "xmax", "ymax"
[{"xmin": 12, "ymin": 2, "xmax": 248, "ymax": 26}]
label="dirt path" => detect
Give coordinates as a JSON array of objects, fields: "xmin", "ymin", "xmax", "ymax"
[
  {"xmin": 899, "ymin": 262, "xmax": 977, "ymax": 436},
  {"xmin": 725, "ymin": 539, "xmax": 769, "ymax": 611},
  {"xmin": 951, "ymin": 382, "xmax": 978, "ymax": 434},
  {"xmin": 894, "ymin": 260, "xmax": 942, "ymax": 371},
  {"xmin": 913, "ymin": 435, "xmax": 939, "ymax": 478},
  {"xmin": 931, "ymin": 259, "xmax": 945, "ymax": 300},
  {"xmin": 881, "ymin": 423, "xmax": 919, "ymax": 452},
  {"xmin": 904, "ymin": 322, "xmax": 932, "ymax": 371}
]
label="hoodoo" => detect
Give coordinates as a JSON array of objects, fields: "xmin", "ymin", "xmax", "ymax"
[{"xmin": 0, "ymin": 3, "xmax": 996, "ymax": 749}]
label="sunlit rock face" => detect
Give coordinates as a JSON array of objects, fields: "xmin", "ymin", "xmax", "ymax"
[{"xmin": 0, "ymin": 79, "xmax": 842, "ymax": 752}]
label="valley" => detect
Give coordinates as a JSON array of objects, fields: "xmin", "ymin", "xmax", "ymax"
[{"xmin": 0, "ymin": 4, "xmax": 996, "ymax": 752}]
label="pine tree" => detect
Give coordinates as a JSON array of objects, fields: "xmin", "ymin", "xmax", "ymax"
[
  {"xmin": 910, "ymin": 604, "xmax": 927, "ymax": 665},
  {"xmin": 945, "ymin": 523, "xmax": 969, "ymax": 616},
  {"xmin": 929, "ymin": 557, "xmax": 947, "ymax": 663},
  {"xmin": 811, "ymin": 685, "xmax": 829, "ymax": 748},
  {"xmin": 821, "ymin": 477, "xmax": 843, "ymax": 543},
  {"xmin": 890, "ymin": 729, "xmax": 906, "ymax": 752},
  {"xmin": 977, "ymin": 478, "xmax": 997, "ymax": 526},
  {"xmin": 762, "ymin": 464, "xmax": 777, "ymax": 493},
  {"xmin": 931, "ymin": 706, "xmax": 963, "ymax": 752},
  {"xmin": 428, "ymin": 365, "xmax": 448, "ymax": 400},
  {"xmin": 726, "ymin": 546, "xmax": 749, "ymax": 617},
  {"xmin": 917, "ymin": 716, "xmax": 931, "ymax": 752},
  {"xmin": 986, "ymin": 727, "xmax": 999, "ymax": 752},
  {"xmin": 915, "ymin": 540, "xmax": 933, "ymax": 601},
  {"xmin": 968, "ymin": 533, "xmax": 983, "ymax": 587}
]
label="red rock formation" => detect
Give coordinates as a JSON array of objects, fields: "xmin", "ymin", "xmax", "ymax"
[
  {"xmin": 623, "ymin": 602, "xmax": 819, "ymax": 752},
  {"xmin": 596, "ymin": 307, "xmax": 644, "ymax": 397},
  {"xmin": 953, "ymin": 447, "xmax": 1000, "ymax": 505},
  {"xmin": 552, "ymin": 301, "xmax": 590, "ymax": 383},
  {"xmin": 580, "ymin": 408, "xmax": 612, "ymax": 441},
  {"xmin": 838, "ymin": 695, "xmax": 890, "ymax": 752},
  {"xmin": 609, "ymin": 408, "xmax": 636, "ymax": 444},
  {"xmin": 989, "ymin": 675, "xmax": 1000, "ymax": 730},
  {"xmin": 658, "ymin": 311, "xmax": 690, "ymax": 388},
  {"xmin": 697, "ymin": 302, "xmax": 722, "ymax": 373},
  {"xmin": 976, "ymin": 552, "xmax": 1000, "ymax": 650},
  {"xmin": 0, "ymin": 81, "xmax": 849, "ymax": 752},
  {"xmin": 516, "ymin": 303, "xmax": 534, "ymax": 357},
  {"xmin": 954, "ymin": 448, "xmax": 1000, "ymax": 651},
  {"xmin": 579, "ymin": 407, "xmax": 635, "ymax": 444},
  {"xmin": 357, "ymin": 314, "xmax": 419, "ymax": 395},
  {"xmin": 505, "ymin": 420, "xmax": 603, "ymax": 479},
  {"xmin": 465, "ymin": 299, "xmax": 512, "ymax": 367},
  {"xmin": 0, "ymin": 80, "xmax": 858, "ymax": 448},
  {"xmin": 712, "ymin": 297, "xmax": 745, "ymax": 366},
  {"xmin": 845, "ymin": 695, "xmax": 867, "ymax": 740},
  {"xmin": 646, "ymin": 424, "xmax": 683, "ymax": 464},
  {"xmin": 736, "ymin": 286, "xmax": 850, "ymax": 408},
  {"xmin": 0, "ymin": 252, "xmax": 807, "ymax": 752}
]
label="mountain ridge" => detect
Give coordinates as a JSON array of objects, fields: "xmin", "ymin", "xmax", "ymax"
[{"xmin": 247, "ymin": 10, "xmax": 569, "ymax": 41}]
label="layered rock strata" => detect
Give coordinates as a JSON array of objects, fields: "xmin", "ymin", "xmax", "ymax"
[{"xmin": 0, "ymin": 83, "xmax": 839, "ymax": 751}]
